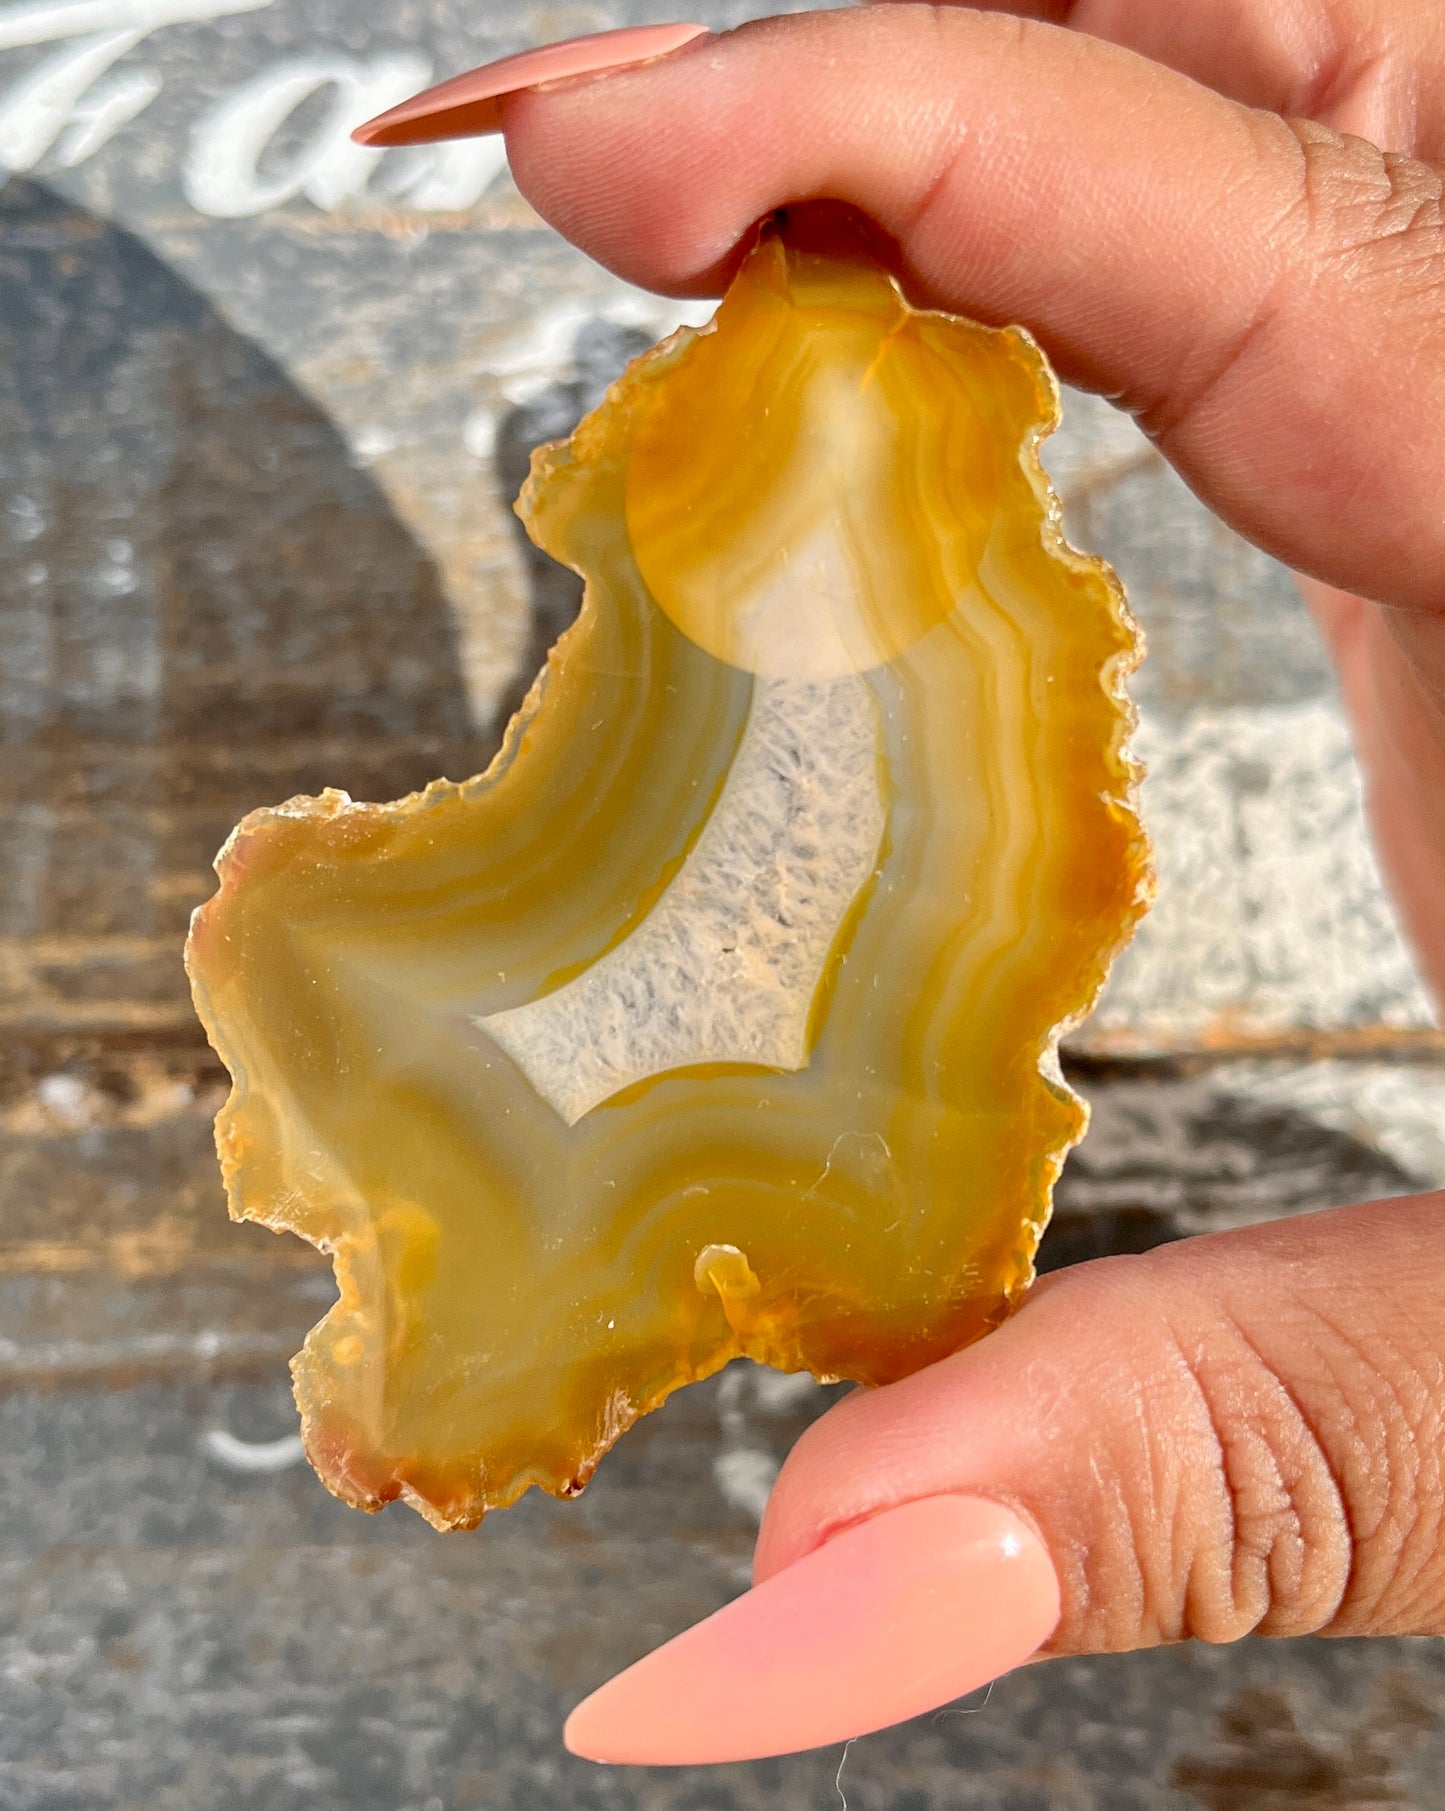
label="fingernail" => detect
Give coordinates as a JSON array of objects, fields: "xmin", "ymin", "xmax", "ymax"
[
  {"xmin": 563, "ymin": 1495, "xmax": 1060, "ymax": 1766},
  {"xmin": 351, "ymin": 23, "xmax": 709, "ymax": 147}
]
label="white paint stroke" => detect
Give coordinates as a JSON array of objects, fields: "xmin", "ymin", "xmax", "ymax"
[
  {"xmin": 712, "ymin": 1362, "xmax": 822, "ymax": 1524},
  {"xmin": 54, "ymin": 57, "xmax": 156, "ymax": 162},
  {"xmin": 183, "ymin": 53, "xmax": 509, "ymax": 217},
  {"xmin": 0, "ymin": 28, "xmax": 142, "ymax": 167},
  {"xmin": 0, "ymin": 0, "xmax": 507, "ymax": 208},
  {"xmin": 203, "ymin": 1428, "xmax": 306, "ymax": 1473},
  {"xmin": 183, "ymin": 51, "xmax": 427, "ymax": 217},
  {"xmin": 712, "ymin": 1447, "xmax": 779, "ymax": 1523},
  {"xmin": 0, "ymin": 0, "xmax": 270, "ymax": 53},
  {"xmin": 483, "ymin": 294, "xmax": 717, "ymax": 411},
  {"xmin": 481, "ymin": 676, "xmax": 886, "ymax": 1126},
  {"xmin": 0, "ymin": 0, "xmax": 271, "ymax": 174}
]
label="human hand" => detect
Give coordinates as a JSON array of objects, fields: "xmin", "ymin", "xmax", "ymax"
[{"xmin": 362, "ymin": 0, "xmax": 1445, "ymax": 1766}]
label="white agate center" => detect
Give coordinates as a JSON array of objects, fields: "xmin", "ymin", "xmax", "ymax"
[{"xmin": 479, "ymin": 675, "xmax": 886, "ymax": 1125}]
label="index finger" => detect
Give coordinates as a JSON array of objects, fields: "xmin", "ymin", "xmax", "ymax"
[{"xmin": 500, "ymin": 6, "xmax": 1445, "ymax": 618}]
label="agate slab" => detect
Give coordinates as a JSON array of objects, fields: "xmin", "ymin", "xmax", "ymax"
[{"xmin": 186, "ymin": 224, "xmax": 1150, "ymax": 1528}]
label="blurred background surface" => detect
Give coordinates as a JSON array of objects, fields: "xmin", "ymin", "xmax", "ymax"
[{"xmin": 1, "ymin": 1, "xmax": 1443, "ymax": 1806}]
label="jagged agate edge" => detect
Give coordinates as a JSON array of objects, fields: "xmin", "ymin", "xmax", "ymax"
[
  {"xmin": 185, "ymin": 299, "xmax": 1153, "ymax": 1527},
  {"xmin": 1011, "ymin": 358, "xmax": 1153, "ymax": 1217}
]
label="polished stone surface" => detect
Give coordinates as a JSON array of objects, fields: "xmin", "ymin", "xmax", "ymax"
[{"xmin": 186, "ymin": 227, "xmax": 1146, "ymax": 1525}]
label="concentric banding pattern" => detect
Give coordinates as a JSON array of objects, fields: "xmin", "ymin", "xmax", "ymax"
[{"xmin": 185, "ymin": 231, "xmax": 1150, "ymax": 1529}]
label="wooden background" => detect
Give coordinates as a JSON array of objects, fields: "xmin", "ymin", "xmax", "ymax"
[{"xmin": 2, "ymin": 1, "xmax": 1444, "ymax": 1806}]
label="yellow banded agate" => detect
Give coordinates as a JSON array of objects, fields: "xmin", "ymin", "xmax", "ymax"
[{"xmin": 185, "ymin": 224, "xmax": 1150, "ymax": 1529}]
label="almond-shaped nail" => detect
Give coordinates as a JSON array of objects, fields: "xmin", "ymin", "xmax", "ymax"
[
  {"xmin": 352, "ymin": 23, "xmax": 709, "ymax": 148},
  {"xmin": 564, "ymin": 1494, "xmax": 1060, "ymax": 1766}
]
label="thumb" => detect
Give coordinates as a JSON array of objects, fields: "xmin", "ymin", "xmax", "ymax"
[{"xmin": 564, "ymin": 1194, "xmax": 1445, "ymax": 1765}]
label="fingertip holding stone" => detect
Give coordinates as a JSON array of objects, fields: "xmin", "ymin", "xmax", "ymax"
[
  {"xmin": 351, "ymin": 23, "xmax": 710, "ymax": 147},
  {"xmin": 562, "ymin": 1495, "xmax": 1061, "ymax": 1766}
]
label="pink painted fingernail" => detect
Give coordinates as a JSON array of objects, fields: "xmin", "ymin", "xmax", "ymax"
[
  {"xmin": 563, "ymin": 1495, "xmax": 1060, "ymax": 1766},
  {"xmin": 351, "ymin": 23, "xmax": 709, "ymax": 147}
]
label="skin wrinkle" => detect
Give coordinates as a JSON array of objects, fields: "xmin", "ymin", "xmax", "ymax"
[
  {"xmin": 1296, "ymin": 12, "xmax": 1364, "ymax": 123},
  {"xmin": 1113, "ymin": 1436, "xmax": 1159, "ymax": 1649},
  {"xmin": 1311, "ymin": 48, "xmax": 1407, "ymax": 148},
  {"xmin": 897, "ymin": 17, "xmax": 1153, "ymax": 356},
  {"xmin": 1380, "ymin": 1407, "xmax": 1445, "ymax": 1633},
  {"xmin": 1312, "ymin": 5, "xmax": 1434, "ymax": 153},
  {"xmin": 1138, "ymin": 109, "xmax": 1325, "ymax": 447},
  {"xmin": 1079, "ymin": 1450, "xmax": 1137, "ymax": 1643},
  {"xmin": 1161, "ymin": 148, "xmax": 1443, "ymax": 601},
  {"xmin": 1206, "ymin": 1372, "xmax": 1302, "ymax": 1640},
  {"xmin": 1156, "ymin": 1317, "xmax": 1257, "ymax": 1648},
  {"xmin": 1041, "ymin": 1265, "xmax": 1237, "ymax": 1656},
  {"xmin": 1135, "ymin": 1344, "xmax": 1202, "ymax": 1649},
  {"xmin": 1293, "ymin": 1, "xmax": 1439, "ymax": 152},
  {"xmin": 1363, "ymin": 158, "xmax": 1445, "ymax": 269},
  {"xmin": 1298, "ymin": 128, "xmax": 1445, "ymax": 271},
  {"xmin": 1188, "ymin": 1304, "xmax": 1353, "ymax": 1641},
  {"xmin": 888, "ymin": 10, "xmax": 975, "ymax": 255},
  {"xmin": 1061, "ymin": 1364, "xmax": 1143, "ymax": 1652},
  {"xmin": 935, "ymin": 0, "xmax": 1421, "ymax": 143},
  {"xmin": 1285, "ymin": 1297, "xmax": 1441, "ymax": 1632},
  {"xmin": 1136, "ymin": 252, "xmax": 1291, "ymax": 450},
  {"xmin": 886, "ymin": 0, "xmax": 1445, "ymax": 148},
  {"xmin": 1065, "ymin": 1429, "xmax": 1151, "ymax": 1654},
  {"xmin": 1374, "ymin": 1390, "xmax": 1432, "ymax": 1628},
  {"xmin": 1027, "ymin": 1271, "xmax": 1230, "ymax": 1655}
]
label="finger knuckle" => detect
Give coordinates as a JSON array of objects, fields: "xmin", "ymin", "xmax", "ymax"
[
  {"xmin": 1143, "ymin": 115, "xmax": 1445, "ymax": 448},
  {"xmin": 1044, "ymin": 1260, "xmax": 1357, "ymax": 1649},
  {"xmin": 1279, "ymin": 115, "xmax": 1445, "ymax": 296},
  {"xmin": 999, "ymin": 1239, "xmax": 1445, "ymax": 1656},
  {"xmin": 1179, "ymin": 1305, "xmax": 1354, "ymax": 1643},
  {"xmin": 1175, "ymin": 1281, "xmax": 1445, "ymax": 1644}
]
